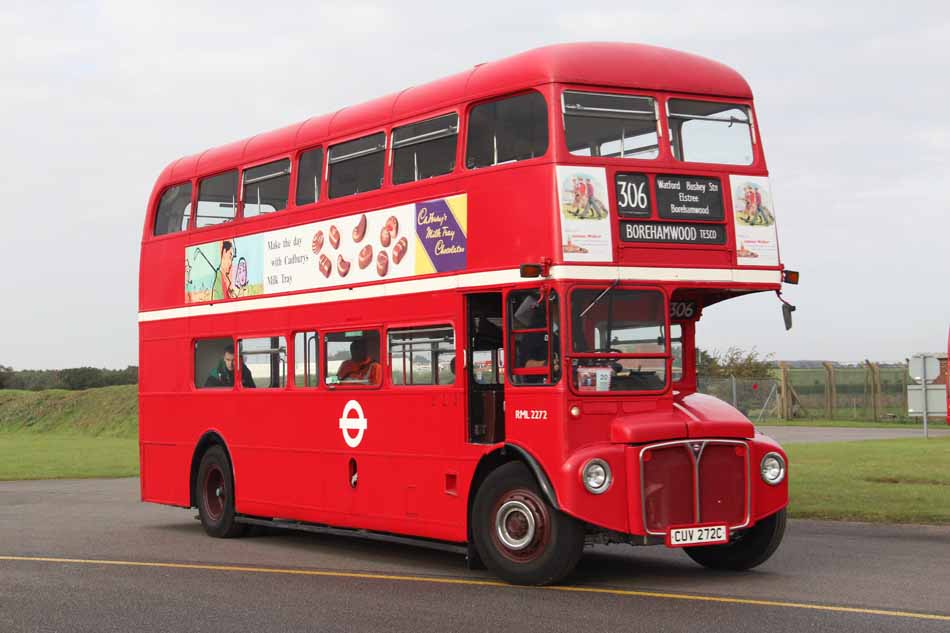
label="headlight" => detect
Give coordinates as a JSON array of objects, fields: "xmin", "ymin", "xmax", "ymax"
[
  {"xmin": 760, "ymin": 453, "xmax": 786, "ymax": 486},
  {"xmin": 582, "ymin": 459, "xmax": 612, "ymax": 494}
]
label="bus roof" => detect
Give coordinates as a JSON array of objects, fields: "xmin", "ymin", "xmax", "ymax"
[{"xmin": 157, "ymin": 42, "xmax": 752, "ymax": 185}]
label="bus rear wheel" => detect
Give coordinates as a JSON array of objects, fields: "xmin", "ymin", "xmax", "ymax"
[
  {"xmin": 472, "ymin": 462, "xmax": 584, "ymax": 585},
  {"xmin": 196, "ymin": 445, "xmax": 246, "ymax": 538},
  {"xmin": 684, "ymin": 508, "xmax": 786, "ymax": 570}
]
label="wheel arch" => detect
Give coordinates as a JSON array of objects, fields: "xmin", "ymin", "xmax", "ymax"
[
  {"xmin": 189, "ymin": 431, "xmax": 233, "ymax": 508},
  {"xmin": 466, "ymin": 443, "xmax": 560, "ymax": 541}
]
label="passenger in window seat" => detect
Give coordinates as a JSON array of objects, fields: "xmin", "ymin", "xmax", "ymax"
[
  {"xmin": 205, "ymin": 344, "xmax": 256, "ymax": 388},
  {"xmin": 337, "ymin": 339, "xmax": 381, "ymax": 385}
]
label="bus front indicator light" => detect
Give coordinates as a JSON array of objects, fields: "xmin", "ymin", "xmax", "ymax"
[
  {"xmin": 581, "ymin": 459, "xmax": 612, "ymax": 494},
  {"xmin": 569, "ymin": 405, "xmax": 581, "ymax": 418},
  {"xmin": 760, "ymin": 453, "xmax": 786, "ymax": 486}
]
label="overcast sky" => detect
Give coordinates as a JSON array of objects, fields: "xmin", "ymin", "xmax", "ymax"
[{"xmin": 1, "ymin": 1, "xmax": 947, "ymax": 369}]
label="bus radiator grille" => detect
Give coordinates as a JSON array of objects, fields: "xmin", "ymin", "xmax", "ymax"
[{"xmin": 641, "ymin": 441, "xmax": 748, "ymax": 534}]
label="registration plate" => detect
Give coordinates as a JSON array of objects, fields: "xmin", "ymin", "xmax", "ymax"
[{"xmin": 666, "ymin": 524, "xmax": 729, "ymax": 548}]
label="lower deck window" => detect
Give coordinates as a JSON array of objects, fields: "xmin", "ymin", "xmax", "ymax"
[
  {"xmin": 389, "ymin": 326, "xmax": 455, "ymax": 385},
  {"xmin": 325, "ymin": 330, "xmax": 382, "ymax": 386},
  {"xmin": 239, "ymin": 337, "xmax": 287, "ymax": 388},
  {"xmin": 293, "ymin": 331, "xmax": 319, "ymax": 387},
  {"xmin": 195, "ymin": 338, "xmax": 235, "ymax": 389}
]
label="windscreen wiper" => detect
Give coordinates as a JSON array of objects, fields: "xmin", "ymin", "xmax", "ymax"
[{"xmin": 578, "ymin": 279, "xmax": 620, "ymax": 318}]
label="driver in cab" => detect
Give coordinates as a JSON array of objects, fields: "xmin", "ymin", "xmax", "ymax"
[{"xmin": 337, "ymin": 338, "xmax": 382, "ymax": 385}]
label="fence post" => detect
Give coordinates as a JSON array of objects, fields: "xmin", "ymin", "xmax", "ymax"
[
  {"xmin": 731, "ymin": 375, "xmax": 738, "ymax": 408},
  {"xmin": 864, "ymin": 360, "xmax": 881, "ymax": 421},
  {"xmin": 822, "ymin": 362, "xmax": 836, "ymax": 420},
  {"xmin": 779, "ymin": 362, "xmax": 791, "ymax": 420}
]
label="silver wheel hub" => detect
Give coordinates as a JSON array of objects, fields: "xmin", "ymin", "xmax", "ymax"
[{"xmin": 495, "ymin": 500, "xmax": 536, "ymax": 550}]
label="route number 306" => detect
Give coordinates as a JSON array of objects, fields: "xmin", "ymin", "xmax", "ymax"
[
  {"xmin": 670, "ymin": 301, "xmax": 697, "ymax": 319},
  {"xmin": 618, "ymin": 181, "xmax": 648, "ymax": 210},
  {"xmin": 615, "ymin": 173, "xmax": 651, "ymax": 216}
]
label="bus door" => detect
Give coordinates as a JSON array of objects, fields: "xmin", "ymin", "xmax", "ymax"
[{"xmin": 465, "ymin": 293, "xmax": 505, "ymax": 443}]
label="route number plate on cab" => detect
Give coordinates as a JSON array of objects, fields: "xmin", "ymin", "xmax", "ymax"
[{"xmin": 666, "ymin": 524, "xmax": 729, "ymax": 548}]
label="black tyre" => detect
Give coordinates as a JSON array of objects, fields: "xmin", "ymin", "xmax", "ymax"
[
  {"xmin": 195, "ymin": 445, "xmax": 246, "ymax": 538},
  {"xmin": 684, "ymin": 508, "xmax": 786, "ymax": 570},
  {"xmin": 472, "ymin": 462, "xmax": 585, "ymax": 585}
]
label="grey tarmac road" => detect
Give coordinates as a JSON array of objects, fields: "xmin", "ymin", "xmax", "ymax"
[
  {"xmin": 758, "ymin": 425, "xmax": 950, "ymax": 443},
  {"xmin": 2, "ymin": 478, "xmax": 949, "ymax": 633}
]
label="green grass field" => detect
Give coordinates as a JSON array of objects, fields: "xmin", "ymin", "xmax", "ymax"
[
  {"xmin": 0, "ymin": 385, "xmax": 138, "ymax": 480},
  {"xmin": 786, "ymin": 437, "xmax": 950, "ymax": 524},
  {"xmin": 0, "ymin": 433, "xmax": 138, "ymax": 480}
]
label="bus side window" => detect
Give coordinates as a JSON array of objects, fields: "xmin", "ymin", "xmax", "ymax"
[
  {"xmin": 243, "ymin": 159, "xmax": 290, "ymax": 219},
  {"xmin": 389, "ymin": 326, "xmax": 455, "ymax": 385},
  {"xmin": 466, "ymin": 91, "xmax": 548, "ymax": 169},
  {"xmin": 196, "ymin": 170, "xmax": 238, "ymax": 228},
  {"xmin": 195, "ymin": 337, "xmax": 236, "ymax": 389},
  {"xmin": 295, "ymin": 147, "xmax": 323, "ymax": 206},
  {"xmin": 293, "ymin": 331, "xmax": 319, "ymax": 387},
  {"xmin": 392, "ymin": 113, "xmax": 459, "ymax": 185},
  {"xmin": 325, "ymin": 330, "xmax": 382, "ymax": 386},
  {"xmin": 238, "ymin": 336, "xmax": 287, "ymax": 388},
  {"xmin": 328, "ymin": 133, "xmax": 386, "ymax": 199},
  {"xmin": 153, "ymin": 182, "xmax": 192, "ymax": 236}
]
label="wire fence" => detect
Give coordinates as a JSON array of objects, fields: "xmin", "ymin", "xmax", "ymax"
[{"xmin": 697, "ymin": 362, "xmax": 946, "ymax": 423}]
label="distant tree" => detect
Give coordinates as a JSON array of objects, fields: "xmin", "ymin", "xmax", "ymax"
[
  {"xmin": 60, "ymin": 367, "xmax": 105, "ymax": 390},
  {"xmin": 0, "ymin": 364, "xmax": 13, "ymax": 389},
  {"xmin": 697, "ymin": 347, "xmax": 774, "ymax": 378}
]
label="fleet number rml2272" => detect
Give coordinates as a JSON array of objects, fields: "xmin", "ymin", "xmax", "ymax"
[{"xmin": 514, "ymin": 409, "xmax": 548, "ymax": 420}]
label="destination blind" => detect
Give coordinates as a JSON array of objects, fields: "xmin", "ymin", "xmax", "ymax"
[
  {"xmin": 655, "ymin": 175, "xmax": 723, "ymax": 221},
  {"xmin": 620, "ymin": 221, "xmax": 726, "ymax": 245}
]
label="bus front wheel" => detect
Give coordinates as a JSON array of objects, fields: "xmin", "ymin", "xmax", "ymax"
[
  {"xmin": 472, "ymin": 462, "xmax": 584, "ymax": 585},
  {"xmin": 684, "ymin": 508, "xmax": 786, "ymax": 570},
  {"xmin": 196, "ymin": 445, "xmax": 246, "ymax": 538}
]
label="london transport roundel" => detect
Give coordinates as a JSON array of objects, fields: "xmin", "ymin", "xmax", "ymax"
[{"xmin": 339, "ymin": 400, "xmax": 368, "ymax": 448}]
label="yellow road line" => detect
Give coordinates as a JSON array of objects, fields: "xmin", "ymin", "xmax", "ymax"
[{"xmin": 2, "ymin": 555, "xmax": 948, "ymax": 623}]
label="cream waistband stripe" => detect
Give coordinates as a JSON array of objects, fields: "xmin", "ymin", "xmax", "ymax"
[{"xmin": 139, "ymin": 266, "xmax": 782, "ymax": 323}]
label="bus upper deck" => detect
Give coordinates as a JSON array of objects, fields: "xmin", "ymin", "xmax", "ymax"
[{"xmin": 141, "ymin": 42, "xmax": 784, "ymax": 320}]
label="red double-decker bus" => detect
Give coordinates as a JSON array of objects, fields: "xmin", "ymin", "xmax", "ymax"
[{"xmin": 139, "ymin": 43, "xmax": 793, "ymax": 585}]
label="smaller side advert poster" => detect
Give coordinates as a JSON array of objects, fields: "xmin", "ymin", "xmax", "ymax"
[
  {"xmin": 556, "ymin": 166, "xmax": 613, "ymax": 262},
  {"xmin": 730, "ymin": 175, "xmax": 779, "ymax": 266}
]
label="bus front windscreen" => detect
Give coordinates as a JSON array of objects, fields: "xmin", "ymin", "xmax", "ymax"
[{"xmin": 570, "ymin": 288, "xmax": 668, "ymax": 392}]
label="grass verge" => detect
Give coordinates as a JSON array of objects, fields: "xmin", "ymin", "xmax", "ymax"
[
  {"xmin": 757, "ymin": 418, "xmax": 932, "ymax": 429},
  {"xmin": 0, "ymin": 385, "xmax": 137, "ymax": 437},
  {"xmin": 0, "ymin": 432, "xmax": 138, "ymax": 480},
  {"xmin": 786, "ymin": 437, "xmax": 950, "ymax": 524}
]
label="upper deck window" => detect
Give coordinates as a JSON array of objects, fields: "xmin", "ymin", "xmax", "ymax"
[
  {"xmin": 242, "ymin": 159, "xmax": 290, "ymax": 218},
  {"xmin": 295, "ymin": 147, "xmax": 323, "ymax": 206},
  {"xmin": 563, "ymin": 91, "xmax": 659, "ymax": 160},
  {"xmin": 328, "ymin": 133, "xmax": 386, "ymax": 199},
  {"xmin": 668, "ymin": 99, "xmax": 754, "ymax": 166},
  {"xmin": 392, "ymin": 114, "xmax": 458, "ymax": 184},
  {"xmin": 196, "ymin": 171, "xmax": 238, "ymax": 229},
  {"xmin": 466, "ymin": 92, "xmax": 548, "ymax": 169},
  {"xmin": 153, "ymin": 182, "xmax": 192, "ymax": 236}
]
